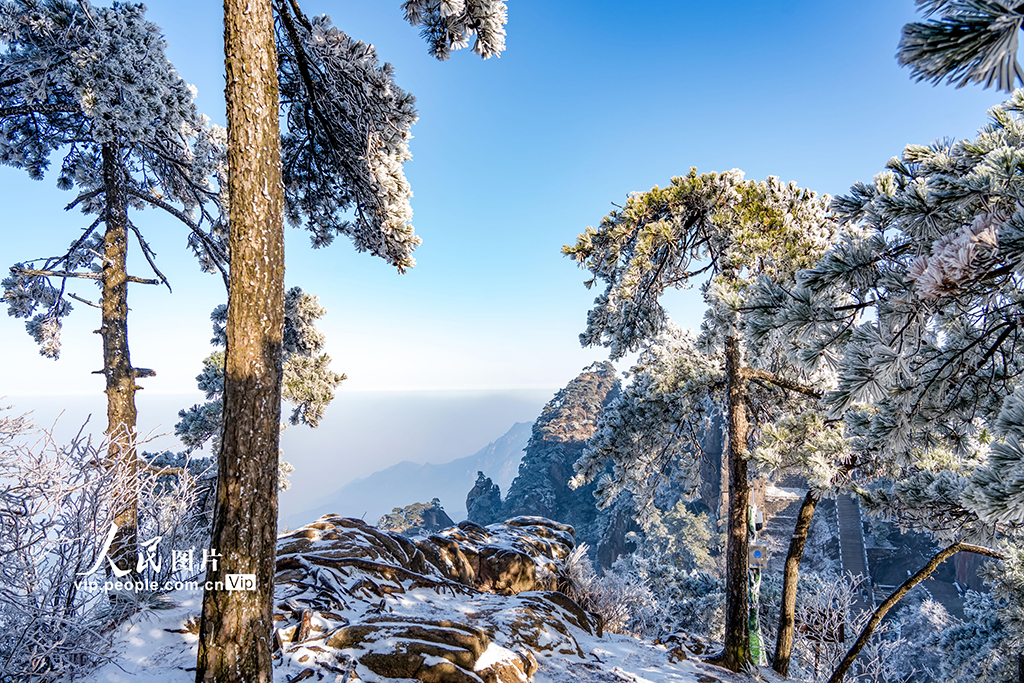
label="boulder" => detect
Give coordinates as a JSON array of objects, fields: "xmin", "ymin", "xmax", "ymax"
[{"xmin": 272, "ymin": 514, "xmax": 597, "ymax": 682}]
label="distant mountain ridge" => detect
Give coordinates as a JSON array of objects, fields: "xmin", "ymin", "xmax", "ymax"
[{"xmin": 288, "ymin": 420, "xmax": 533, "ymax": 529}]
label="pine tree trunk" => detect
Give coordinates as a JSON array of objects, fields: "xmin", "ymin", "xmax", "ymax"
[
  {"xmin": 100, "ymin": 141, "xmax": 139, "ymax": 569},
  {"xmin": 826, "ymin": 541, "xmax": 1003, "ymax": 683},
  {"xmin": 194, "ymin": 0, "xmax": 284, "ymax": 680},
  {"xmin": 772, "ymin": 488, "xmax": 820, "ymax": 677},
  {"xmin": 710, "ymin": 333, "xmax": 752, "ymax": 672}
]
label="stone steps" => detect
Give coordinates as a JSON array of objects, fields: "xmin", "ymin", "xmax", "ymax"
[{"xmin": 836, "ymin": 493, "xmax": 875, "ymax": 616}]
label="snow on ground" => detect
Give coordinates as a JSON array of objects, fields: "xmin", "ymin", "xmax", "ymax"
[
  {"xmin": 75, "ymin": 590, "xmax": 781, "ymax": 683},
  {"xmin": 74, "ymin": 516, "xmax": 788, "ymax": 683},
  {"xmin": 532, "ymin": 631, "xmax": 774, "ymax": 683},
  {"xmin": 76, "ymin": 591, "xmax": 199, "ymax": 683},
  {"xmin": 764, "ymin": 486, "xmax": 803, "ymax": 501}
]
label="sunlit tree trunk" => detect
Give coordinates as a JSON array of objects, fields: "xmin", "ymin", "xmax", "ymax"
[
  {"xmin": 100, "ymin": 141, "xmax": 140, "ymax": 569},
  {"xmin": 773, "ymin": 489, "xmax": 820, "ymax": 677},
  {"xmin": 195, "ymin": 0, "xmax": 284, "ymax": 680},
  {"xmin": 713, "ymin": 333, "xmax": 753, "ymax": 671}
]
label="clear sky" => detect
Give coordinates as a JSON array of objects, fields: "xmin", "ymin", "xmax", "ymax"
[{"xmin": 0, "ymin": 0, "xmax": 1009, "ymax": 398}]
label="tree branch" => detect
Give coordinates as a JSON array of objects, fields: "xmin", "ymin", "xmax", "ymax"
[
  {"xmin": 64, "ymin": 188, "xmax": 104, "ymax": 212},
  {"xmin": 67, "ymin": 292, "xmax": 100, "ymax": 308},
  {"xmin": 742, "ymin": 368, "xmax": 822, "ymax": 398},
  {"xmin": 123, "ymin": 187, "xmax": 229, "ymax": 289},
  {"xmin": 0, "ymin": 103, "xmax": 78, "ymax": 118},
  {"xmin": 827, "ymin": 541, "xmax": 1004, "ymax": 683},
  {"xmin": 13, "ymin": 268, "xmax": 160, "ymax": 285},
  {"xmin": 127, "ymin": 218, "xmax": 172, "ymax": 293}
]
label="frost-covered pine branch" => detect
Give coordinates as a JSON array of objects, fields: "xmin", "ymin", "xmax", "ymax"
[
  {"xmin": 175, "ymin": 287, "xmax": 344, "ymax": 492},
  {"xmin": 564, "ymin": 169, "xmax": 842, "ymax": 671},
  {"xmin": 762, "ymin": 92, "xmax": 1024, "ymax": 535},
  {"xmin": 275, "ymin": 0, "xmax": 420, "ymax": 271},
  {"xmin": 899, "ymin": 0, "xmax": 1024, "ymax": 92},
  {"xmin": 0, "ymin": 0, "xmax": 227, "ymax": 357},
  {"xmin": 401, "ymin": 0, "xmax": 507, "ymax": 60}
]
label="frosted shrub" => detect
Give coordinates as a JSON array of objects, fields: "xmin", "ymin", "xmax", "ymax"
[
  {"xmin": 632, "ymin": 558, "xmax": 726, "ymax": 640},
  {"xmin": 0, "ymin": 411, "xmax": 114, "ymax": 680},
  {"xmin": 557, "ymin": 544, "xmax": 657, "ymax": 636},
  {"xmin": 0, "ymin": 409, "xmax": 211, "ymax": 681}
]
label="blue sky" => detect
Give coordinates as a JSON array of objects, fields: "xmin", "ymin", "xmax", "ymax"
[{"xmin": 0, "ymin": 0, "xmax": 1008, "ymax": 399}]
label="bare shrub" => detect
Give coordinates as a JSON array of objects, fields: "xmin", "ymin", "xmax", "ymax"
[
  {"xmin": 0, "ymin": 408, "xmax": 212, "ymax": 681},
  {"xmin": 0, "ymin": 411, "xmax": 116, "ymax": 681}
]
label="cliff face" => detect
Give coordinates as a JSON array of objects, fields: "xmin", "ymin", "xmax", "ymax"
[
  {"xmin": 501, "ymin": 361, "xmax": 619, "ymax": 524},
  {"xmin": 469, "ymin": 362, "xmax": 642, "ymax": 568}
]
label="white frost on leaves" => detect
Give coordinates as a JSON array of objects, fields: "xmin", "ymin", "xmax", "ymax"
[
  {"xmin": 570, "ymin": 325, "xmax": 724, "ymax": 523},
  {"xmin": 1, "ymin": 0, "xmax": 227, "ymax": 357},
  {"xmin": 779, "ymin": 91, "xmax": 1024, "ymax": 533},
  {"xmin": 401, "ymin": 0, "xmax": 508, "ymax": 60},
  {"xmin": 907, "ymin": 212, "xmax": 1000, "ymax": 298},
  {"xmin": 278, "ymin": 12, "xmax": 420, "ymax": 272}
]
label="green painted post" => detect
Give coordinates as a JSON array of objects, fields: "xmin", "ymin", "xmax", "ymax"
[{"xmin": 748, "ymin": 504, "xmax": 767, "ymax": 666}]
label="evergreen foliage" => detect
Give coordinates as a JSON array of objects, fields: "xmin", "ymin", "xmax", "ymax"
[
  {"xmin": 401, "ymin": 0, "xmax": 507, "ymax": 60},
  {"xmin": 564, "ymin": 169, "xmax": 841, "ymax": 670},
  {"xmin": 566, "ymin": 172, "xmax": 840, "ymax": 517},
  {"xmin": 757, "ymin": 91, "xmax": 1024, "ymax": 534},
  {"xmin": 175, "ymin": 287, "xmax": 344, "ymax": 468},
  {"xmin": 932, "ymin": 543, "xmax": 1024, "ymax": 683},
  {"xmin": 273, "ymin": 0, "xmax": 507, "ymax": 270},
  {"xmin": 0, "ymin": 0, "xmax": 226, "ymax": 355},
  {"xmin": 275, "ymin": 1, "xmax": 419, "ymax": 269},
  {"xmin": 1, "ymin": 0, "xmax": 226, "ymax": 579},
  {"xmin": 899, "ymin": 0, "xmax": 1024, "ymax": 92}
]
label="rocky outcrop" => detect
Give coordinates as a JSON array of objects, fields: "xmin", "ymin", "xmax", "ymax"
[
  {"xmin": 272, "ymin": 514, "xmax": 600, "ymax": 682},
  {"xmin": 501, "ymin": 363, "xmax": 620, "ymax": 522},
  {"xmin": 466, "ymin": 472, "xmax": 503, "ymax": 526},
  {"xmin": 470, "ymin": 362, "xmax": 643, "ymax": 569},
  {"xmin": 378, "ymin": 499, "xmax": 456, "ymax": 537}
]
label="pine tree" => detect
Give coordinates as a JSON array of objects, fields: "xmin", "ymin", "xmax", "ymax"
[
  {"xmin": 564, "ymin": 170, "xmax": 839, "ymax": 672},
  {"xmin": 0, "ymin": 0, "xmax": 225, "ymax": 566},
  {"xmin": 196, "ymin": 2, "xmax": 508, "ymax": 681},
  {"xmin": 768, "ymin": 91, "xmax": 1024, "ymax": 533},
  {"xmin": 898, "ymin": 0, "xmax": 1024, "ymax": 92},
  {"xmin": 175, "ymin": 287, "xmax": 345, "ymax": 473},
  {"xmin": 758, "ymin": 91, "xmax": 1024, "ymax": 682}
]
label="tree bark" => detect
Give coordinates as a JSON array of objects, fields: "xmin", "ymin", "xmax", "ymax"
[
  {"xmin": 709, "ymin": 334, "xmax": 752, "ymax": 672},
  {"xmin": 194, "ymin": 0, "xmax": 284, "ymax": 681},
  {"xmin": 772, "ymin": 488, "xmax": 821, "ymax": 677},
  {"xmin": 100, "ymin": 141, "xmax": 139, "ymax": 570},
  {"xmin": 826, "ymin": 541, "xmax": 1003, "ymax": 683}
]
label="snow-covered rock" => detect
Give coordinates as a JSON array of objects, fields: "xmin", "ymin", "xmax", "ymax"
[
  {"xmin": 76, "ymin": 515, "xmax": 760, "ymax": 683},
  {"xmin": 272, "ymin": 514, "xmax": 593, "ymax": 681}
]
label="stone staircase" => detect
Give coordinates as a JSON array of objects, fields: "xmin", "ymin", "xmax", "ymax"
[{"xmin": 836, "ymin": 493, "xmax": 875, "ymax": 616}]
